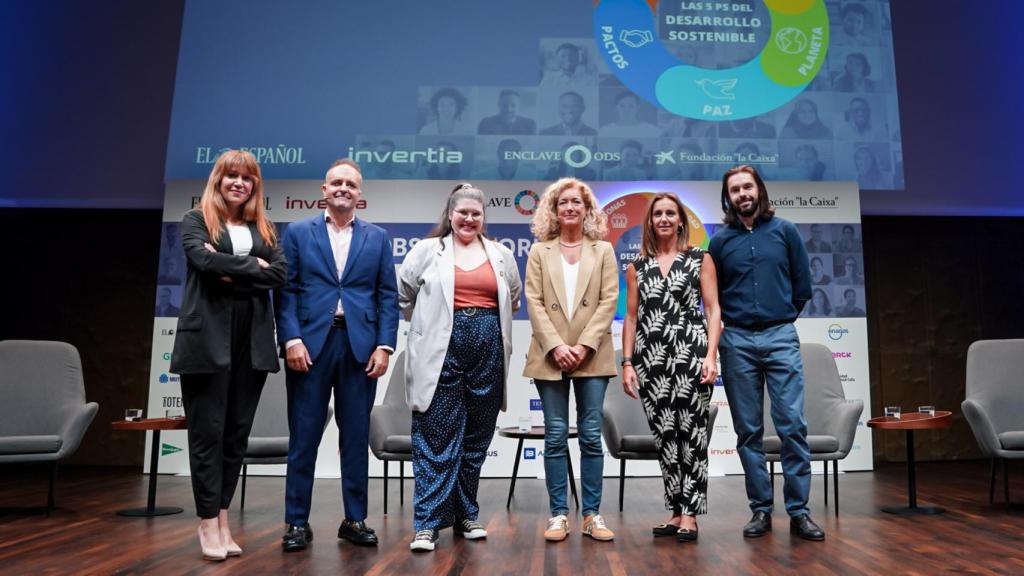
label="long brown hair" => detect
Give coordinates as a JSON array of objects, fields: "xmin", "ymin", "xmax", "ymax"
[
  {"xmin": 200, "ymin": 149, "xmax": 277, "ymax": 245},
  {"xmin": 720, "ymin": 164, "xmax": 775, "ymax": 226},
  {"xmin": 640, "ymin": 193, "xmax": 689, "ymax": 258}
]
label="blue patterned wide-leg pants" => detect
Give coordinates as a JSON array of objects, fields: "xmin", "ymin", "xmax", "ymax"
[{"xmin": 411, "ymin": 308, "xmax": 503, "ymax": 532}]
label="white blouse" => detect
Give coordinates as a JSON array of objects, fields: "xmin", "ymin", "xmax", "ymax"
[
  {"xmin": 227, "ymin": 224, "xmax": 253, "ymax": 256},
  {"xmin": 561, "ymin": 257, "xmax": 579, "ymax": 320}
]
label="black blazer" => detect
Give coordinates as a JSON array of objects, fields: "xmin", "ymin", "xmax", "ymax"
[{"xmin": 170, "ymin": 209, "xmax": 287, "ymax": 374}]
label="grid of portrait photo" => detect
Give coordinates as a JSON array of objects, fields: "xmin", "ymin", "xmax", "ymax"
[
  {"xmin": 350, "ymin": 1, "xmax": 901, "ymax": 192},
  {"xmin": 798, "ymin": 223, "xmax": 867, "ymax": 318}
]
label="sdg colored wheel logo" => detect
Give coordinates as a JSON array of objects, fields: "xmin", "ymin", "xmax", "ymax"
[{"xmin": 594, "ymin": 0, "xmax": 829, "ymax": 120}]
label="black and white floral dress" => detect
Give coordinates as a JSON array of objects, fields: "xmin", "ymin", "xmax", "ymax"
[{"xmin": 633, "ymin": 247, "xmax": 711, "ymax": 514}]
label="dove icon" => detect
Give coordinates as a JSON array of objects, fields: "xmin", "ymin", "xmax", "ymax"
[{"xmin": 695, "ymin": 78, "xmax": 738, "ymax": 100}]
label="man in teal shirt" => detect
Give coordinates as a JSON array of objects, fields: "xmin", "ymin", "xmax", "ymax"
[{"xmin": 708, "ymin": 165, "xmax": 824, "ymax": 541}]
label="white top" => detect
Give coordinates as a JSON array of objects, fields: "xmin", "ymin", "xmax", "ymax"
[
  {"xmin": 324, "ymin": 210, "xmax": 356, "ymax": 317},
  {"xmin": 226, "ymin": 224, "xmax": 253, "ymax": 256},
  {"xmin": 561, "ymin": 257, "xmax": 579, "ymax": 320}
]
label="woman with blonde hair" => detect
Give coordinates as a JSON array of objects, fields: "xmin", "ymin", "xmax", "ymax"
[
  {"xmin": 524, "ymin": 177, "xmax": 618, "ymax": 542},
  {"xmin": 620, "ymin": 193, "xmax": 721, "ymax": 542},
  {"xmin": 170, "ymin": 149, "xmax": 286, "ymax": 561}
]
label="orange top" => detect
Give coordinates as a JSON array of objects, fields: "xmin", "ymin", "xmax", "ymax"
[{"xmin": 454, "ymin": 260, "xmax": 499, "ymax": 309}]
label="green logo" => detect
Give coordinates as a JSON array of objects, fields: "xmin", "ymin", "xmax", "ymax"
[{"xmin": 161, "ymin": 443, "xmax": 182, "ymax": 456}]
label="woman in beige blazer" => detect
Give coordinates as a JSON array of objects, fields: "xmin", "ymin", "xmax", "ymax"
[
  {"xmin": 524, "ymin": 177, "xmax": 618, "ymax": 542},
  {"xmin": 398, "ymin": 183, "xmax": 522, "ymax": 552}
]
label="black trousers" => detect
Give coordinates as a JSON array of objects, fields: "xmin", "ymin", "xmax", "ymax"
[{"xmin": 180, "ymin": 297, "xmax": 268, "ymax": 519}]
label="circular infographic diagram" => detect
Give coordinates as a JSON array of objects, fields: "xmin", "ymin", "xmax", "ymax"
[
  {"xmin": 594, "ymin": 0, "xmax": 829, "ymax": 120},
  {"xmin": 603, "ymin": 192, "xmax": 708, "ymax": 318}
]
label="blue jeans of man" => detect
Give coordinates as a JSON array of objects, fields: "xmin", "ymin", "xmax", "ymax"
[
  {"xmin": 720, "ymin": 323, "xmax": 810, "ymax": 517},
  {"xmin": 535, "ymin": 377, "xmax": 608, "ymax": 517}
]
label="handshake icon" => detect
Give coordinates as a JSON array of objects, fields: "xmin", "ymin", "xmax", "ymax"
[{"xmin": 619, "ymin": 29, "xmax": 654, "ymax": 49}]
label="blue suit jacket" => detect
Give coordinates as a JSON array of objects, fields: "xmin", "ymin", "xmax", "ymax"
[{"xmin": 275, "ymin": 215, "xmax": 399, "ymax": 364}]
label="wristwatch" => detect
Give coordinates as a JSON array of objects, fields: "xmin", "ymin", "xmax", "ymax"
[{"xmin": 621, "ymin": 356, "xmax": 633, "ymax": 367}]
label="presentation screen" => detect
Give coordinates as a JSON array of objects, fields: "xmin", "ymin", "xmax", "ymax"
[{"xmin": 166, "ymin": 0, "xmax": 903, "ymax": 190}]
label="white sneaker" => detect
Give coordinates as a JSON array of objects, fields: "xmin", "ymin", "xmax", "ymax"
[
  {"xmin": 454, "ymin": 519, "xmax": 487, "ymax": 540},
  {"xmin": 544, "ymin": 515, "xmax": 570, "ymax": 542},
  {"xmin": 582, "ymin": 514, "xmax": 615, "ymax": 541},
  {"xmin": 409, "ymin": 529, "xmax": 438, "ymax": 552}
]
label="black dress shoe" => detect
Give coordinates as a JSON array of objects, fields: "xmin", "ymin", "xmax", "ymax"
[
  {"xmin": 282, "ymin": 523, "xmax": 313, "ymax": 552},
  {"xmin": 338, "ymin": 520, "xmax": 379, "ymax": 546},
  {"xmin": 742, "ymin": 511, "xmax": 772, "ymax": 538},
  {"xmin": 790, "ymin": 514, "xmax": 825, "ymax": 541},
  {"xmin": 676, "ymin": 528, "xmax": 698, "ymax": 543},
  {"xmin": 652, "ymin": 523, "xmax": 680, "ymax": 537}
]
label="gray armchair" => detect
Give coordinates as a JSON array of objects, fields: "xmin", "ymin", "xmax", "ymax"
[
  {"xmin": 369, "ymin": 351, "xmax": 412, "ymax": 514},
  {"xmin": 0, "ymin": 340, "xmax": 99, "ymax": 515},
  {"xmin": 963, "ymin": 339, "xmax": 1024, "ymax": 504},
  {"xmin": 764, "ymin": 342, "xmax": 863, "ymax": 516},
  {"xmin": 240, "ymin": 368, "xmax": 332, "ymax": 509},
  {"xmin": 602, "ymin": 351, "xmax": 719, "ymax": 512}
]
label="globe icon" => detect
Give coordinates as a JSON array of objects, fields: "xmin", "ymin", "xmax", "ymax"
[{"xmin": 775, "ymin": 27, "xmax": 808, "ymax": 55}]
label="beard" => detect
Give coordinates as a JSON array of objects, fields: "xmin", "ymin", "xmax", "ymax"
[{"xmin": 734, "ymin": 199, "xmax": 758, "ymax": 217}]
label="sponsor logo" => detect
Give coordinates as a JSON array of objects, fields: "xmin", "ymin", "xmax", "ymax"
[
  {"xmin": 347, "ymin": 145, "xmax": 462, "ymax": 166},
  {"xmin": 162, "ymin": 352, "xmax": 172, "ymax": 361},
  {"xmin": 529, "ymin": 399, "xmax": 544, "ymax": 411},
  {"xmin": 610, "ymin": 213, "xmax": 628, "ymax": 229},
  {"xmin": 161, "ymin": 396, "xmax": 183, "ymax": 408},
  {"xmin": 832, "ymin": 351, "xmax": 853, "ymax": 359},
  {"xmin": 711, "ymin": 400, "xmax": 729, "ymax": 409},
  {"xmin": 503, "ymin": 144, "xmax": 618, "ymax": 169},
  {"xmin": 161, "ymin": 329, "xmax": 175, "ymax": 336},
  {"xmin": 161, "ymin": 443, "xmax": 183, "ymax": 456},
  {"xmin": 486, "ymin": 450, "xmax": 498, "ymax": 458},
  {"xmin": 514, "ymin": 190, "xmax": 540, "ymax": 216},
  {"xmin": 284, "ymin": 196, "xmax": 367, "ymax": 211},
  {"xmin": 524, "ymin": 447, "xmax": 537, "ymax": 460},
  {"xmin": 710, "ymin": 448, "xmax": 737, "ymax": 456},
  {"xmin": 159, "ymin": 373, "xmax": 180, "ymax": 384},
  {"xmin": 655, "ymin": 149, "xmax": 778, "ymax": 166},
  {"xmin": 195, "ymin": 146, "xmax": 306, "ymax": 166},
  {"xmin": 828, "ymin": 323, "xmax": 849, "ymax": 341}
]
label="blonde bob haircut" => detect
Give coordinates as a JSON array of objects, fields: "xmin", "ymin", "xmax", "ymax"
[
  {"xmin": 530, "ymin": 177, "xmax": 608, "ymax": 242},
  {"xmin": 199, "ymin": 149, "xmax": 277, "ymax": 246}
]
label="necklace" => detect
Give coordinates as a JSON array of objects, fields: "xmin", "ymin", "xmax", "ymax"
[{"xmin": 559, "ymin": 240, "xmax": 583, "ymax": 248}]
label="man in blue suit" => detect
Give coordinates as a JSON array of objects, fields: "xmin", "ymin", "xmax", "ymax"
[{"xmin": 276, "ymin": 159, "xmax": 399, "ymax": 551}]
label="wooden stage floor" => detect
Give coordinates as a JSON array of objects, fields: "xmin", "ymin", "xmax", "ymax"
[{"xmin": 1, "ymin": 461, "xmax": 1022, "ymax": 575}]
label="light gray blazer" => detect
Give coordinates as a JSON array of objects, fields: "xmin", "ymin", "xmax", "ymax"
[{"xmin": 398, "ymin": 234, "xmax": 522, "ymax": 412}]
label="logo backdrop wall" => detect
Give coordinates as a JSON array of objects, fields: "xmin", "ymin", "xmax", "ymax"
[{"xmin": 148, "ymin": 179, "xmax": 871, "ymax": 478}]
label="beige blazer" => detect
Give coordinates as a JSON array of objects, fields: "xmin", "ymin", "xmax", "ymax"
[
  {"xmin": 398, "ymin": 235, "xmax": 522, "ymax": 412},
  {"xmin": 523, "ymin": 238, "xmax": 619, "ymax": 380}
]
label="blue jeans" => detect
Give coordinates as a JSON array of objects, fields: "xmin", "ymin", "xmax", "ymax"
[
  {"xmin": 535, "ymin": 377, "xmax": 608, "ymax": 517},
  {"xmin": 720, "ymin": 323, "xmax": 811, "ymax": 517}
]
